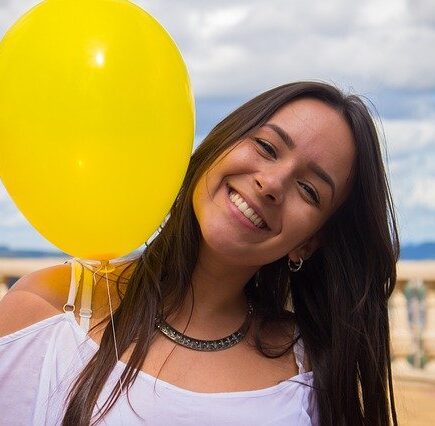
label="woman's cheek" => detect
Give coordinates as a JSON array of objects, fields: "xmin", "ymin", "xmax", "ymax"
[{"xmin": 283, "ymin": 205, "xmax": 317, "ymax": 239}]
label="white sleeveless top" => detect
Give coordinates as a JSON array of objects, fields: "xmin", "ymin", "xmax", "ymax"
[{"xmin": 0, "ymin": 260, "xmax": 318, "ymax": 425}]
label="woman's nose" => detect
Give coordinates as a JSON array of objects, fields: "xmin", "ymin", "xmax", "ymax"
[{"xmin": 254, "ymin": 174, "xmax": 285, "ymax": 204}]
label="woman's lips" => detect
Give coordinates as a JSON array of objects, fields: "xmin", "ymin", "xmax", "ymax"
[{"xmin": 226, "ymin": 185, "xmax": 270, "ymax": 232}]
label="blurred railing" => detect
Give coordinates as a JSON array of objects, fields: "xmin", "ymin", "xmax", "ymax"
[
  {"xmin": 390, "ymin": 261, "xmax": 435, "ymax": 383},
  {"xmin": 0, "ymin": 257, "xmax": 434, "ymax": 382}
]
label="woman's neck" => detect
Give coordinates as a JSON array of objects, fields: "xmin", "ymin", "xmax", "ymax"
[{"xmin": 167, "ymin": 242, "xmax": 258, "ymax": 335}]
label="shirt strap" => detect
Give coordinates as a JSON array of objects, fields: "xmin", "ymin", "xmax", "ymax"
[
  {"xmin": 63, "ymin": 258, "xmax": 80, "ymax": 313},
  {"xmin": 62, "ymin": 258, "xmax": 93, "ymax": 333},
  {"xmin": 79, "ymin": 263, "xmax": 93, "ymax": 333},
  {"xmin": 293, "ymin": 323, "xmax": 306, "ymax": 374}
]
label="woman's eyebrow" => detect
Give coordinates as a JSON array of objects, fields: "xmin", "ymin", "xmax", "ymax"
[
  {"xmin": 262, "ymin": 123, "xmax": 336, "ymax": 202},
  {"xmin": 262, "ymin": 123, "xmax": 294, "ymax": 149}
]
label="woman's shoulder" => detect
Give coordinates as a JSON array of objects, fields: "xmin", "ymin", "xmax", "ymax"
[{"xmin": 0, "ymin": 263, "xmax": 71, "ymax": 338}]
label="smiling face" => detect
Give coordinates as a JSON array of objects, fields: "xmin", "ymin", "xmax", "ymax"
[{"xmin": 192, "ymin": 98, "xmax": 356, "ymax": 268}]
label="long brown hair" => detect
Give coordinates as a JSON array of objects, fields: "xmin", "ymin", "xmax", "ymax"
[{"xmin": 63, "ymin": 81, "xmax": 399, "ymax": 425}]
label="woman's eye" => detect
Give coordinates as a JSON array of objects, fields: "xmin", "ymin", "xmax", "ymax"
[
  {"xmin": 299, "ymin": 182, "xmax": 320, "ymax": 205},
  {"xmin": 254, "ymin": 138, "xmax": 276, "ymax": 158}
]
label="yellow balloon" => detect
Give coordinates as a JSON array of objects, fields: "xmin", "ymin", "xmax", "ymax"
[{"xmin": 0, "ymin": 0, "xmax": 195, "ymax": 260}]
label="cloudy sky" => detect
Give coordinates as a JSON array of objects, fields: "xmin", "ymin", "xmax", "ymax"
[{"xmin": 0, "ymin": 0, "xmax": 434, "ymax": 250}]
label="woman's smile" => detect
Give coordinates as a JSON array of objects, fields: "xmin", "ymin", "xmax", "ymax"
[{"xmin": 225, "ymin": 184, "xmax": 271, "ymax": 233}]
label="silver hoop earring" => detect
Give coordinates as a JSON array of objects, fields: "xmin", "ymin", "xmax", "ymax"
[{"xmin": 288, "ymin": 257, "xmax": 303, "ymax": 272}]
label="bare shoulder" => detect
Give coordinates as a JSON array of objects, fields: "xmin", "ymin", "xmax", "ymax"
[{"xmin": 0, "ymin": 263, "xmax": 71, "ymax": 337}]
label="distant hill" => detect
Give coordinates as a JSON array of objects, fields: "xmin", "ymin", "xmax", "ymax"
[
  {"xmin": 1, "ymin": 242, "xmax": 435, "ymax": 260},
  {"xmin": 400, "ymin": 242, "xmax": 435, "ymax": 260},
  {"xmin": 0, "ymin": 245, "xmax": 65, "ymax": 258}
]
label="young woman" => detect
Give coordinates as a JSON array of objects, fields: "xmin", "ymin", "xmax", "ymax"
[{"xmin": 0, "ymin": 81, "xmax": 399, "ymax": 425}]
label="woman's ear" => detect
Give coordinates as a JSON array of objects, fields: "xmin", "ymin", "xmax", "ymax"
[{"xmin": 288, "ymin": 233, "xmax": 323, "ymax": 262}]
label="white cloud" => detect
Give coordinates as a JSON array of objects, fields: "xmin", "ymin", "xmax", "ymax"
[
  {"xmin": 0, "ymin": 212, "xmax": 26, "ymax": 228},
  {"xmin": 408, "ymin": 177, "xmax": 435, "ymax": 210},
  {"xmin": 0, "ymin": 185, "xmax": 26, "ymax": 228},
  {"xmin": 0, "ymin": 184, "xmax": 7, "ymax": 202},
  {"xmin": 193, "ymin": 6, "xmax": 249, "ymax": 39},
  {"xmin": 380, "ymin": 117, "xmax": 435, "ymax": 242},
  {"xmin": 133, "ymin": 0, "xmax": 435, "ymax": 96},
  {"xmin": 1, "ymin": 0, "xmax": 434, "ymax": 96},
  {"xmin": 359, "ymin": 0, "xmax": 407, "ymax": 26},
  {"xmin": 382, "ymin": 119, "xmax": 435, "ymax": 157},
  {"xmin": 409, "ymin": 0, "xmax": 435, "ymax": 26}
]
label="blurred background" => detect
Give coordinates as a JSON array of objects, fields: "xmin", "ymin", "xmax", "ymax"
[{"xmin": 0, "ymin": 1, "xmax": 434, "ymax": 424}]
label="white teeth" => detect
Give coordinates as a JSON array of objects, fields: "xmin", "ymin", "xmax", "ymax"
[
  {"xmin": 234, "ymin": 197, "xmax": 243, "ymax": 207},
  {"xmin": 239, "ymin": 201, "xmax": 248, "ymax": 212},
  {"xmin": 229, "ymin": 190, "xmax": 266, "ymax": 229}
]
